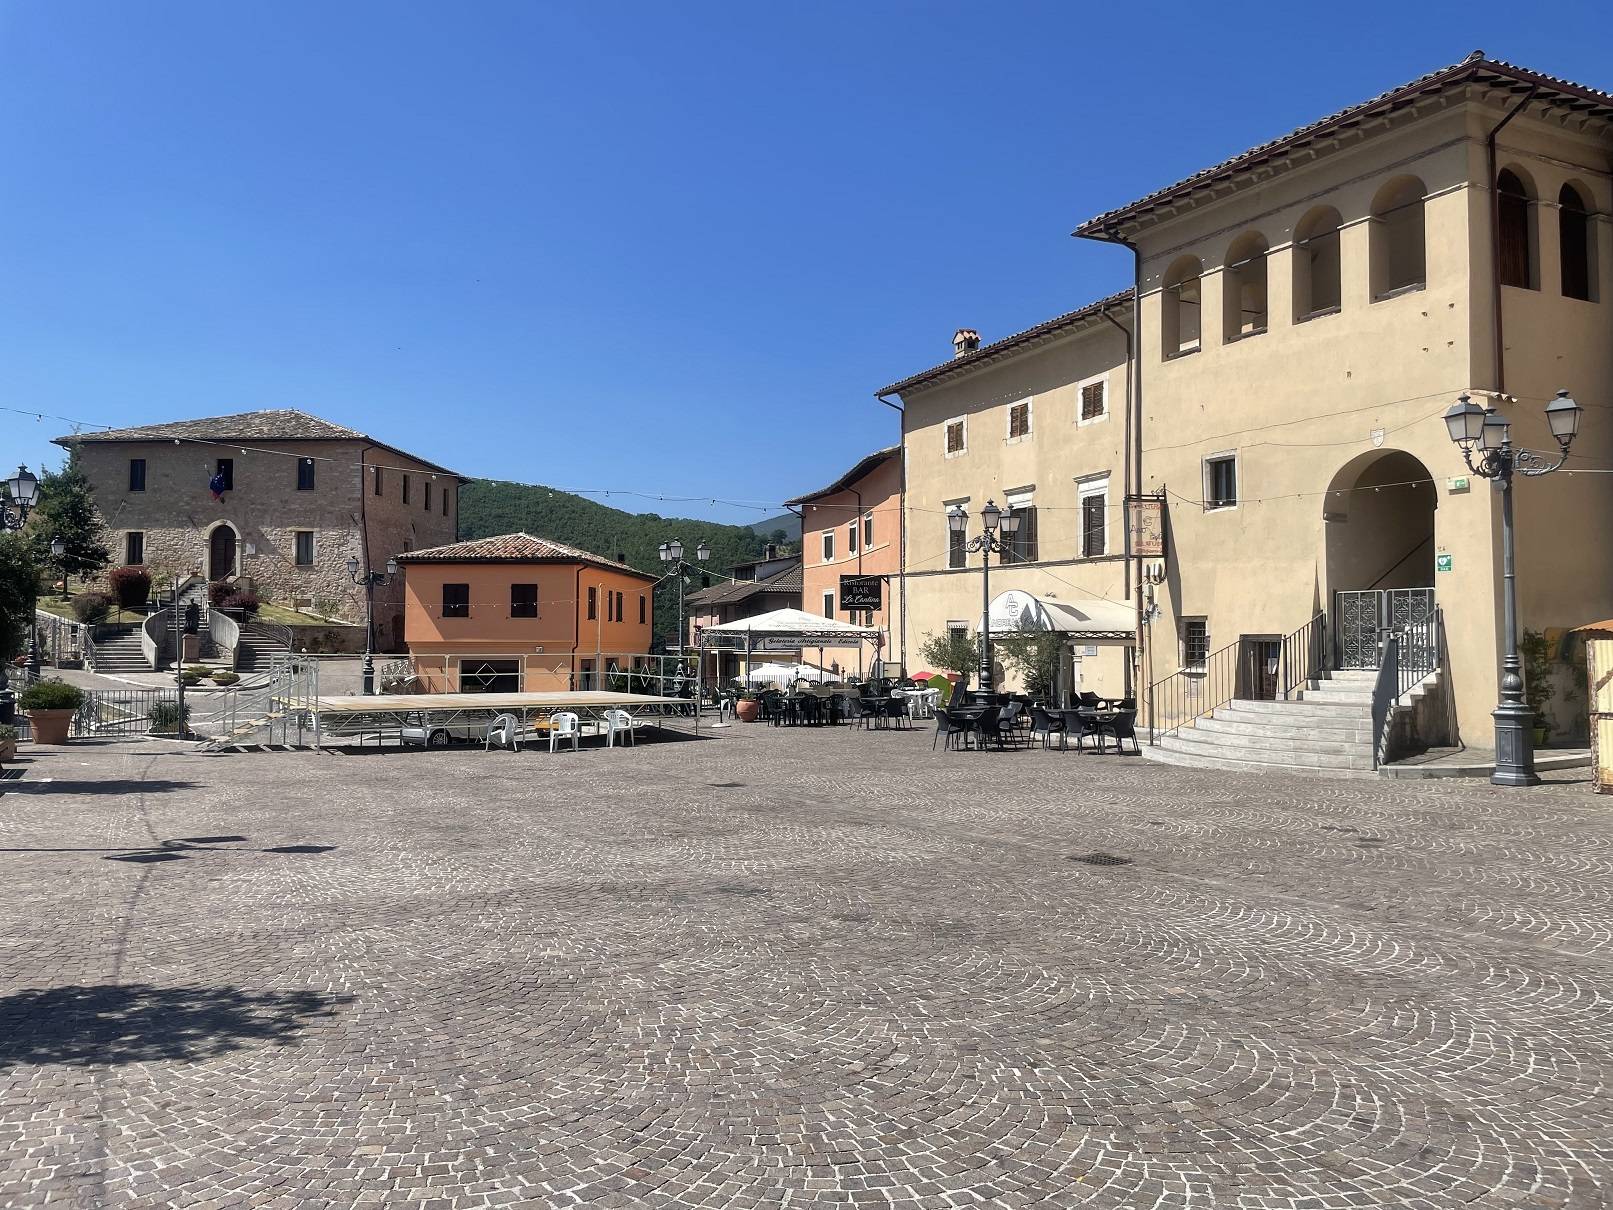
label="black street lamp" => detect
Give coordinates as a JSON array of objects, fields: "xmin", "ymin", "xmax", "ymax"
[
  {"xmin": 346, "ymin": 555, "xmax": 400, "ymax": 695},
  {"xmin": 658, "ymin": 538, "xmax": 709, "ymax": 658},
  {"xmin": 1443, "ymin": 388, "xmax": 1583, "ymax": 786},
  {"xmin": 50, "ymin": 537, "xmax": 67, "ymax": 600},
  {"xmin": 1, "ymin": 465, "xmax": 39, "ymax": 531},
  {"xmin": 948, "ymin": 500, "xmax": 1021, "ymax": 693}
]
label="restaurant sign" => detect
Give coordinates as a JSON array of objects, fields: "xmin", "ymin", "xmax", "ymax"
[
  {"xmin": 1127, "ymin": 496, "xmax": 1165, "ymax": 559},
  {"xmin": 756, "ymin": 636, "xmax": 809, "ymax": 652},
  {"xmin": 839, "ymin": 575, "xmax": 883, "ymax": 611}
]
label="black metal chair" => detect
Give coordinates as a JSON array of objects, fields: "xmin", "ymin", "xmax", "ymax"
[
  {"xmin": 1071, "ymin": 710, "xmax": 1106, "ymax": 752},
  {"xmin": 996, "ymin": 700, "xmax": 1028, "ymax": 748},
  {"xmin": 933, "ymin": 708, "xmax": 971, "ymax": 751},
  {"xmin": 1101, "ymin": 709, "xmax": 1141, "ymax": 755},
  {"xmin": 1030, "ymin": 704, "xmax": 1068, "ymax": 750},
  {"xmin": 972, "ymin": 705, "xmax": 1003, "ymax": 751}
]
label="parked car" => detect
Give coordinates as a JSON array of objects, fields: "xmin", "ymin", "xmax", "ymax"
[{"xmin": 399, "ymin": 710, "xmax": 492, "ymax": 747}]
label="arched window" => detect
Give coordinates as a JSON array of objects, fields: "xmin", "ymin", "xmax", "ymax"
[
  {"xmin": 1161, "ymin": 256, "xmax": 1202, "ymax": 357},
  {"xmin": 1370, "ymin": 175, "xmax": 1426, "ymax": 299},
  {"xmin": 1496, "ymin": 167, "xmax": 1536, "ymax": 290},
  {"xmin": 1560, "ymin": 182, "xmax": 1596, "ymax": 302},
  {"xmin": 1293, "ymin": 206, "xmax": 1342, "ymax": 320},
  {"xmin": 1222, "ymin": 232, "xmax": 1268, "ymax": 339}
]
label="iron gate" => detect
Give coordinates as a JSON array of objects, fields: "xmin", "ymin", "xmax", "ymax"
[{"xmin": 1335, "ymin": 588, "xmax": 1435, "ymax": 669}]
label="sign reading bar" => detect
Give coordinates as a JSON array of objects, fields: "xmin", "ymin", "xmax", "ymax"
[
  {"xmin": 839, "ymin": 574, "xmax": 883, "ymax": 611},
  {"xmin": 1127, "ymin": 496, "xmax": 1165, "ymax": 558}
]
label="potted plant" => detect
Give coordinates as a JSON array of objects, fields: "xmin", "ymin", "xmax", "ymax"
[
  {"xmin": 19, "ymin": 678, "xmax": 84, "ymax": 745},
  {"xmin": 148, "ymin": 699, "xmax": 191, "ymax": 737},
  {"xmin": 210, "ymin": 669, "xmax": 240, "ymax": 686},
  {"xmin": 1521, "ymin": 629, "xmax": 1557, "ymax": 748},
  {"xmin": 0, "ymin": 724, "xmax": 16, "ymax": 762},
  {"xmin": 735, "ymin": 691, "xmax": 761, "ymax": 723}
]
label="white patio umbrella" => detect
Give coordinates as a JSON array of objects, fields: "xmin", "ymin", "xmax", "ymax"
[{"xmin": 743, "ymin": 662, "xmax": 832, "ymax": 686}]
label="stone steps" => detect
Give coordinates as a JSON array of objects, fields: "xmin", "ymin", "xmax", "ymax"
[
  {"xmin": 1192, "ymin": 713, "xmax": 1376, "ymax": 744},
  {"xmin": 1142, "ymin": 739, "xmax": 1380, "ymax": 779},
  {"xmin": 1157, "ymin": 729, "xmax": 1376, "ymax": 771}
]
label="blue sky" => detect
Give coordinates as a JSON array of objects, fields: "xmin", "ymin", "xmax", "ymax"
[{"xmin": 1, "ymin": 2, "xmax": 1608, "ymax": 524}]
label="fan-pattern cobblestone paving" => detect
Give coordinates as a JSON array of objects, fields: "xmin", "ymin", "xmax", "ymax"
[{"xmin": 1, "ymin": 726, "xmax": 1610, "ymax": 1208}]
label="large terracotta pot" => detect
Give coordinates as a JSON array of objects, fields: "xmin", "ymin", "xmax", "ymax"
[
  {"xmin": 27, "ymin": 709, "xmax": 73, "ymax": 745},
  {"xmin": 0, "ymin": 740, "xmax": 14, "ymax": 762},
  {"xmin": 736, "ymin": 699, "xmax": 760, "ymax": 723}
]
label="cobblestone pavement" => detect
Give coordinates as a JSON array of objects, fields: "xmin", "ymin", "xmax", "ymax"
[{"xmin": 2, "ymin": 725, "xmax": 1611, "ymax": 1209}]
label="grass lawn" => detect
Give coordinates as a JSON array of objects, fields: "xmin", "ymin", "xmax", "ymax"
[{"xmin": 254, "ymin": 601, "xmax": 344, "ymax": 627}]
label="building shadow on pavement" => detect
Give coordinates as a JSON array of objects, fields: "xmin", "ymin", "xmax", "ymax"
[
  {"xmin": 0, "ymin": 983, "xmax": 353, "ymax": 1069},
  {"xmin": 0, "ymin": 780, "xmax": 199, "ymax": 796}
]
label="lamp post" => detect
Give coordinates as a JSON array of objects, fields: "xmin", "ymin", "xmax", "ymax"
[
  {"xmin": 947, "ymin": 500, "xmax": 1021, "ymax": 693},
  {"xmin": 50, "ymin": 537, "xmax": 67, "ymax": 600},
  {"xmin": 658, "ymin": 539, "xmax": 710, "ymax": 656},
  {"xmin": 346, "ymin": 555, "xmax": 400, "ymax": 695},
  {"xmin": 1443, "ymin": 389, "xmax": 1583, "ymax": 787},
  {"xmin": 1, "ymin": 465, "xmax": 39, "ymax": 532}
]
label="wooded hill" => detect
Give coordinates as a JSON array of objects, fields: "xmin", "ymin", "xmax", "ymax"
[{"xmin": 456, "ymin": 480, "xmax": 773, "ymax": 645}]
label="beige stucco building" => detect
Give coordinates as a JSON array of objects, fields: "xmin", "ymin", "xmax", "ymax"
[
  {"xmin": 884, "ymin": 55, "xmax": 1613, "ymax": 758},
  {"xmin": 59, "ymin": 409, "xmax": 461, "ymax": 649}
]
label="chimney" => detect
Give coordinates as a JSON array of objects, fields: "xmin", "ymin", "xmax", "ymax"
[
  {"xmin": 953, "ymin": 328, "xmax": 980, "ymax": 358},
  {"xmin": 763, "ymin": 543, "xmax": 778, "ymax": 560}
]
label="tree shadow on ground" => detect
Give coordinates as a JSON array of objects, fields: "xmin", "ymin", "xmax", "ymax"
[
  {"xmin": 0, "ymin": 983, "xmax": 353, "ymax": 1069},
  {"xmin": 0, "ymin": 780, "xmax": 198, "ymax": 796}
]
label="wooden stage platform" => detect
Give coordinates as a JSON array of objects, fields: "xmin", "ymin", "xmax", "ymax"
[{"xmin": 310, "ymin": 691, "xmax": 685, "ymax": 713}]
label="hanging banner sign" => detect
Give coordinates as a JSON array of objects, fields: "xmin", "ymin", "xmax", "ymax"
[
  {"xmin": 1127, "ymin": 496, "xmax": 1166, "ymax": 558},
  {"xmin": 839, "ymin": 575, "xmax": 883, "ymax": 611},
  {"xmin": 756, "ymin": 636, "xmax": 809, "ymax": 652}
]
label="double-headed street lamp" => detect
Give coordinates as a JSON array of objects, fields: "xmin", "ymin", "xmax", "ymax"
[
  {"xmin": 947, "ymin": 500, "xmax": 1021, "ymax": 693},
  {"xmin": 50, "ymin": 537, "xmax": 67, "ymax": 599},
  {"xmin": 1, "ymin": 465, "xmax": 39, "ymax": 531},
  {"xmin": 1443, "ymin": 388, "xmax": 1583, "ymax": 787},
  {"xmin": 346, "ymin": 555, "xmax": 400, "ymax": 695},
  {"xmin": 657, "ymin": 539, "xmax": 710, "ymax": 658}
]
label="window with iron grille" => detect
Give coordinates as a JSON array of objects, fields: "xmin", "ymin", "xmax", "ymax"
[
  {"xmin": 1204, "ymin": 455, "xmax": 1237, "ymax": 509},
  {"xmin": 1080, "ymin": 380, "xmax": 1106, "ymax": 422},
  {"xmin": 294, "ymin": 531, "xmax": 315, "ymax": 565},
  {"xmin": 442, "ymin": 582, "xmax": 469, "ymax": 618},
  {"xmin": 1003, "ymin": 506, "xmax": 1038, "ymax": 564},
  {"xmin": 1007, "ymin": 400, "xmax": 1031, "ymax": 439},
  {"xmin": 1183, "ymin": 618, "xmax": 1209, "ymax": 669},
  {"xmin": 296, "ymin": 458, "xmax": 315, "ymax": 491},
  {"xmin": 947, "ymin": 525, "xmax": 967, "ymax": 570},
  {"xmin": 129, "ymin": 459, "xmax": 146, "ymax": 492},
  {"xmin": 945, "ymin": 419, "xmax": 966, "ymax": 455},
  {"xmin": 511, "ymin": 583, "xmax": 538, "ymax": 618}
]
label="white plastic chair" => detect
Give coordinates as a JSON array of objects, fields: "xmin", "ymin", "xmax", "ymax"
[
  {"xmin": 605, "ymin": 708, "xmax": 635, "ymax": 747},
  {"xmin": 485, "ymin": 713, "xmax": 521, "ymax": 752},
  {"xmin": 549, "ymin": 711, "xmax": 580, "ymax": 753}
]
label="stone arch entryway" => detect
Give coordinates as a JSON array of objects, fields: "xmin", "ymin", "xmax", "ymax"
[
  {"xmin": 208, "ymin": 523, "xmax": 239, "ymax": 582},
  {"xmin": 1323, "ymin": 449, "xmax": 1437, "ymax": 668}
]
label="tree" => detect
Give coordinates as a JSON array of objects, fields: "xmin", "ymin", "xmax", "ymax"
[
  {"xmin": 918, "ymin": 629, "xmax": 979, "ymax": 681},
  {"xmin": 996, "ymin": 632, "xmax": 1063, "ymax": 699},
  {"xmin": 0, "ymin": 533, "xmax": 39, "ymax": 662},
  {"xmin": 29, "ymin": 451, "xmax": 110, "ymax": 584}
]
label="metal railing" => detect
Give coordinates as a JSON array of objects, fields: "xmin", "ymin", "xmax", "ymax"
[
  {"xmin": 1149, "ymin": 637, "xmax": 1242, "ymax": 740},
  {"xmin": 247, "ymin": 618, "xmax": 294, "ymax": 652},
  {"xmin": 1370, "ymin": 634, "xmax": 1401, "ymax": 768},
  {"xmin": 1280, "ymin": 611, "xmax": 1328, "ymax": 699},
  {"xmin": 34, "ymin": 611, "xmax": 89, "ymax": 667},
  {"xmin": 1367, "ymin": 605, "xmax": 1443, "ymax": 767}
]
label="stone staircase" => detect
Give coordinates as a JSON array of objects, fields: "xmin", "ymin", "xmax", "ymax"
[
  {"xmin": 235, "ymin": 622, "xmax": 291, "ymax": 672},
  {"xmin": 1146, "ymin": 670, "xmax": 1418, "ymax": 778},
  {"xmin": 87, "ymin": 624, "xmax": 147, "ymax": 675}
]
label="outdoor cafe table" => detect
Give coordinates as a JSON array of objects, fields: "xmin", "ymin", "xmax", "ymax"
[{"xmin": 1058, "ymin": 708, "xmax": 1119, "ymax": 753}]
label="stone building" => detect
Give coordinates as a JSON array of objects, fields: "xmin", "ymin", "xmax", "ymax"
[{"xmin": 57, "ymin": 409, "xmax": 461, "ymax": 649}]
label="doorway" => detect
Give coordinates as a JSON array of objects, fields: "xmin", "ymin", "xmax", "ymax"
[
  {"xmin": 208, "ymin": 524, "xmax": 238, "ymax": 582},
  {"xmin": 1237, "ymin": 637, "xmax": 1280, "ymax": 700}
]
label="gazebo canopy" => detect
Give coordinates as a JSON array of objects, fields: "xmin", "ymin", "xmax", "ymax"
[{"xmin": 700, "ymin": 607, "xmax": 878, "ymax": 651}]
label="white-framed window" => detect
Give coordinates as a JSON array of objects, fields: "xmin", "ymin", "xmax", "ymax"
[
  {"xmin": 1003, "ymin": 487, "xmax": 1037, "ymax": 565},
  {"xmin": 1077, "ymin": 373, "xmax": 1108, "ymax": 424},
  {"xmin": 847, "ymin": 520, "xmax": 859, "ymax": 554},
  {"xmin": 863, "ymin": 512, "xmax": 874, "ymax": 546},
  {"xmin": 1006, "ymin": 398, "xmax": 1032, "ymax": 442},
  {"xmin": 1182, "ymin": 618, "xmax": 1209, "ymax": 670},
  {"xmin": 1203, "ymin": 453, "xmax": 1238, "ymax": 511},
  {"xmin": 821, "ymin": 530, "xmax": 835, "ymax": 562},
  {"xmin": 1077, "ymin": 474, "xmax": 1109, "ymax": 557},
  {"xmin": 944, "ymin": 417, "xmax": 967, "ymax": 457},
  {"xmin": 822, "ymin": 591, "xmax": 835, "ymax": 619}
]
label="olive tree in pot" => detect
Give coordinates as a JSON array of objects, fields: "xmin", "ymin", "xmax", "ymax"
[{"xmin": 19, "ymin": 678, "xmax": 85, "ymax": 745}]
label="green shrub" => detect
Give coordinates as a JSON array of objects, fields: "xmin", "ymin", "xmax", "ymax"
[
  {"xmin": 0, "ymin": 724, "xmax": 17, "ymax": 741},
  {"xmin": 183, "ymin": 664, "xmax": 210, "ymax": 677},
  {"xmin": 209, "ymin": 670, "xmax": 240, "ymax": 685},
  {"xmin": 149, "ymin": 700, "xmax": 190, "ymax": 734},
  {"xmin": 179, "ymin": 671, "xmax": 203, "ymax": 686},
  {"xmin": 19, "ymin": 679, "xmax": 85, "ymax": 712},
  {"xmin": 72, "ymin": 592, "xmax": 113, "ymax": 625}
]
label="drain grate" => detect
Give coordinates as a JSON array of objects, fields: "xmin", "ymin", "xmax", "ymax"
[
  {"xmin": 708, "ymin": 782, "xmax": 746, "ymax": 789},
  {"xmin": 1068, "ymin": 852, "xmax": 1132, "ymax": 867},
  {"xmin": 1355, "ymin": 837, "xmax": 1387, "ymax": 848},
  {"xmin": 714, "ymin": 883, "xmax": 769, "ymax": 897}
]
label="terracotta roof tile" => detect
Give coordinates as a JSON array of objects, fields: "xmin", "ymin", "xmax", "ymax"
[{"xmin": 397, "ymin": 532, "xmax": 655, "ymax": 580}]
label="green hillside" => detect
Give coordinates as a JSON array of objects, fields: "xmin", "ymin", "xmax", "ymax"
[{"xmin": 456, "ymin": 480, "xmax": 768, "ymax": 646}]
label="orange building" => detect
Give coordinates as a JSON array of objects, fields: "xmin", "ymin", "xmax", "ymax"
[
  {"xmin": 398, "ymin": 533, "xmax": 657, "ymax": 693},
  {"xmin": 785, "ymin": 446, "xmax": 901, "ymax": 677}
]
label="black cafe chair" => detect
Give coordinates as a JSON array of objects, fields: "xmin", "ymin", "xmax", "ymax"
[
  {"xmin": 933, "ymin": 708, "xmax": 971, "ymax": 752},
  {"xmin": 1102, "ymin": 709, "xmax": 1141, "ymax": 755},
  {"xmin": 1030, "ymin": 704, "xmax": 1068, "ymax": 751}
]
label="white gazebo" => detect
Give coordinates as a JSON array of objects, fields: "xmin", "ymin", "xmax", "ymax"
[{"xmin": 699, "ymin": 607, "xmax": 880, "ymax": 703}]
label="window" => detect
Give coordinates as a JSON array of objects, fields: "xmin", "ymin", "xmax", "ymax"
[
  {"xmin": 442, "ymin": 487, "xmax": 450, "ymax": 517},
  {"xmin": 1183, "ymin": 619, "xmax": 1209, "ymax": 670},
  {"xmin": 1007, "ymin": 399, "xmax": 1031, "ymax": 440},
  {"xmin": 1003, "ymin": 493, "xmax": 1038, "ymax": 565},
  {"xmin": 215, "ymin": 458, "xmax": 234, "ymax": 492},
  {"xmin": 847, "ymin": 520, "xmax": 859, "ymax": 554},
  {"xmin": 1204, "ymin": 454, "xmax": 1238, "ymax": 510},
  {"xmin": 128, "ymin": 458, "xmax": 146, "ymax": 492},
  {"xmin": 460, "ymin": 658, "xmax": 520, "ymax": 693},
  {"xmin": 1370, "ymin": 175, "xmax": 1426, "ymax": 299},
  {"xmin": 511, "ymin": 583, "xmax": 538, "ymax": 618},
  {"xmin": 1497, "ymin": 168, "xmax": 1536, "ymax": 290},
  {"xmin": 125, "ymin": 532, "xmax": 145, "ymax": 565},
  {"xmin": 373, "ymin": 467, "xmax": 383, "ymax": 496},
  {"xmin": 424, "ymin": 481, "xmax": 433, "ymax": 512},
  {"xmin": 639, "ymin": 594, "xmax": 646, "ymax": 624},
  {"xmin": 586, "ymin": 586, "xmax": 597, "ymax": 620},
  {"xmin": 1223, "ymin": 231, "xmax": 1269, "ymax": 338},
  {"xmin": 1078, "ymin": 376, "xmax": 1107, "ymax": 423},
  {"xmin": 296, "ymin": 458, "xmax": 315, "ymax": 491},
  {"xmin": 402, "ymin": 474, "xmax": 411, "ymax": 505},
  {"xmin": 293, "ymin": 531, "xmax": 315, "ymax": 565},
  {"xmin": 615, "ymin": 590, "xmax": 624, "ymax": 621},
  {"xmin": 822, "ymin": 591, "xmax": 834, "ymax": 620},
  {"xmin": 1293, "ymin": 205, "xmax": 1343, "ymax": 320},
  {"xmin": 821, "ymin": 531, "xmax": 834, "ymax": 562},
  {"xmin": 863, "ymin": 513, "xmax": 873, "ymax": 546},
  {"xmin": 605, "ymin": 589, "xmax": 615, "ymax": 622},
  {"xmin": 1560, "ymin": 183, "xmax": 1596, "ymax": 302},
  {"xmin": 1162, "ymin": 256, "xmax": 1203, "ymax": 356},
  {"xmin": 944, "ymin": 418, "xmax": 966, "ymax": 456},
  {"xmin": 1078, "ymin": 476, "xmax": 1108, "ymax": 557},
  {"xmin": 442, "ymin": 582, "xmax": 470, "ymax": 618},
  {"xmin": 947, "ymin": 522, "xmax": 967, "ymax": 570}
]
